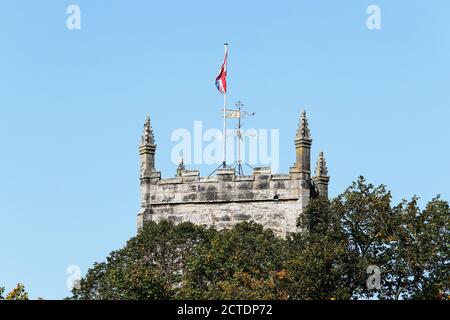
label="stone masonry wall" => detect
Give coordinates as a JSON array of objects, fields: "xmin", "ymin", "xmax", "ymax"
[{"xmin": 138, "ymin": 168, "xmax": 311, "ymax": 237}]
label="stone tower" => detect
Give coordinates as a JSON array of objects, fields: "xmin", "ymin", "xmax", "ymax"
[{"xmin": 137, "ymin": 110, "xmax": 330, "ymax": 237}]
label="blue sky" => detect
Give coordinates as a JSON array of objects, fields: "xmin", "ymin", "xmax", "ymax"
[{"xmin": 0, "ymin": 0, "xmax": 449, "ymax": 299}]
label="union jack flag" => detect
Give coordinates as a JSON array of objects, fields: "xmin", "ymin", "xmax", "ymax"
[{"xmin": 215, "ymin": 44, "xmax": 228, "ymax": 94}]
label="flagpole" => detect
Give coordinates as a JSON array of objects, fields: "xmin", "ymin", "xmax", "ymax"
[
  {"xmin": 237, "ymin": 102, "xmax": 242, "ymax": 175},
  {"xmin": 223, "ymin": 93, "xmax": 226, "ymax": 168},
  {"xmin": 222, "ymin": 43, "xmax": 228, "ymax": 168}
]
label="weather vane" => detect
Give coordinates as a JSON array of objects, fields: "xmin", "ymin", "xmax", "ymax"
[{"xmin": 227, "ymin": 101, "xmax": 256, "ymax": 175}]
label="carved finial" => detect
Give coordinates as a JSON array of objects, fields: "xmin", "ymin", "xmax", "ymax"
[
  {"xmin": 176, "ymin": 157, "xmax": 186, "ymax": 177},
  {"xmin": 296, "ymin": 110, "xmax": 311, "ymax": 140},
  {"xmin": 315, "ymin": 152, "xmax": 328, "ymax": 177},
  {"xmin": 141, "ymin": 116, "xmax": 155, "ymax": 146}
]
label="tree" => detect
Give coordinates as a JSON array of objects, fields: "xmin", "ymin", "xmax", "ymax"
[
  {"xmin": 70, "ymin": 220, "xmax": 214, "ymax": 300},
  {"xmin": 181, "ymin": 222, "xmax": 289, "ymax": 299},
  {"xmin": 334, "ymin": 180, "xmax": 449, "ymax": 300},
  {"xmin": 0, "ymin": 284, "xmax": 29, "ymax": 300},
  {"xmin": 285, "ymin": 196, "xmax": 352, "ymax": 300},
  {"xmin": 406, "ymin": 196, "xmax": 449, "ymax": 299},
  {"xmin": 285, "ymin": 177, "xmax": 398, "ymax": 300},
  {"xmin": 287, "ymin": 177, "xmax": 449, "ymax": 300},
  {"xmin": 69, "ymin": 176, "xmax": 449, "ymax": 300},
  {"xmin": 331, "ymin": 176, "xmax": 396, "ymax": 299}
]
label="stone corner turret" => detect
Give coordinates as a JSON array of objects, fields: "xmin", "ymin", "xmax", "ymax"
[
  {"xmin": 139, "ymin": 116, "xmax": 160, "ymax": 183},
  {"xmin": 312, "ymin": 151, "xmax": 330, "ymax": 198},
  {"xmin": 290, "ymin": 110, "xmax": 313, "ymax": 182}
]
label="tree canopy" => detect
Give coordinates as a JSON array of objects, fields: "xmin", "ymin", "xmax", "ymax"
[
  {"xmin": 69, "ymin": 177, "xmax": 449, "ymax": 300},
  {"xmin": 0, "ymin": 284, "xmax": 29, "ymax": 300}
]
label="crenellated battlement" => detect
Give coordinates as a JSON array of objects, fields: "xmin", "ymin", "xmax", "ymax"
[
  {"xmin": 137, "ymin": 110, "xmax": 330, "ymax": 237},
  {"xmin": 146, "ymin": 167, "xmax": 304, "ymax": 206}
]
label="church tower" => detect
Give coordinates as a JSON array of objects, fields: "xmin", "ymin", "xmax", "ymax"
[{"xmin": 136, "ymin": 109, "xmax": 330, "ymax": 237}]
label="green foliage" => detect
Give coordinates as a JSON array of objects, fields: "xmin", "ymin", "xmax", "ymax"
[
  {"xmin": 332, "ymin": 177, "xmax": 396, "ymax": 299},
  {"xmin": 404, "ymin": 196, "xmax": 450, "ymax": 300},
  {"xmin": 70, "ymin": 220, "xmax": 215, "ymax": 300},
  {"xmin": 286, "ymin": 177, "xmax": 449, "ymax": 300},
  {"xmin": 69, "ymin": 177, "xmax": 449, "ymax": 300},
  {"xmin": 0, "ymin": 284, "xmax": 29, "ymax": 300},
  {"xmin": 286, "ymin": 196, "xmax": 351, "ymax": 300},
  {"xmin": 181, "ymin": 222, "xmax": 289, "ymax": 299}
]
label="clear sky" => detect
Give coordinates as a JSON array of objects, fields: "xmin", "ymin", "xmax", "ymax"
[{"xmin": 0, "ymin": 0, "xmax": 449, "ymax": 299}]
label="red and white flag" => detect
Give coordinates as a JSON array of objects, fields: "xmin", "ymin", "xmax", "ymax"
[{"xmin": 215, "ymin": 44, "xmax": 228, "ymax": 94}]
